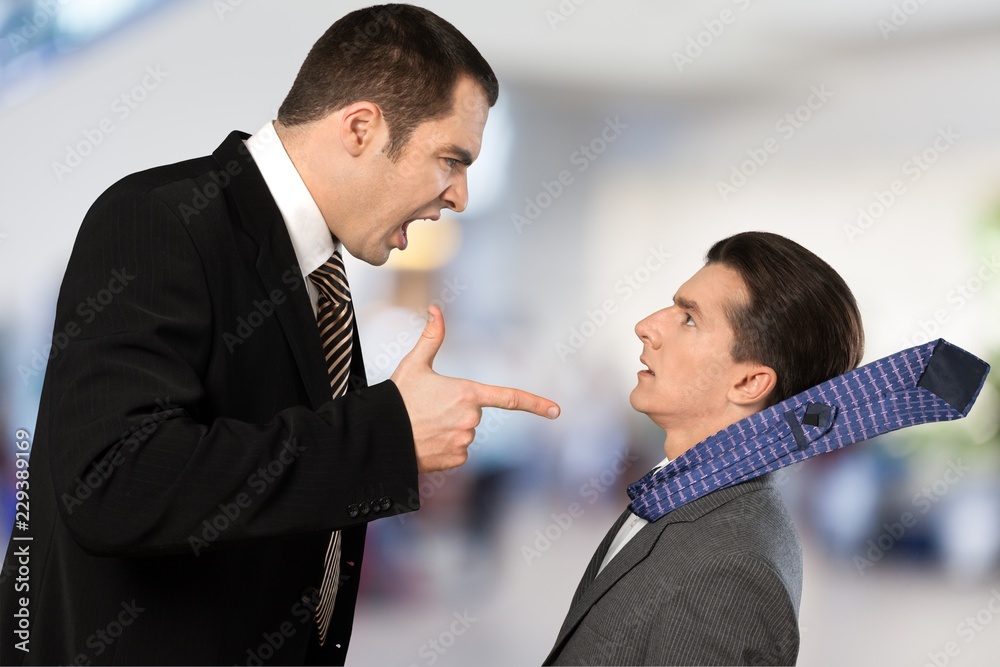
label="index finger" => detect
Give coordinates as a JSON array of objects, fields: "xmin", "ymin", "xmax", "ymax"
[{"xmin": 472, "ymin": 382, "xmax": 561, "ymax": 419}]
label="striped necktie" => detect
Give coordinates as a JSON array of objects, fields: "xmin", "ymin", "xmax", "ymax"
[
  {"xmin": 307, "ymin": 248, "xmax": 354, "ymax": 646},
  {"xmin": 627, "ymin": 339, "xmax": 990, "ymax": 522}
]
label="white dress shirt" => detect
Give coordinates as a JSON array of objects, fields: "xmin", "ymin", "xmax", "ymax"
[
  {"xmin": 597, "ymin": 456, "xmax": 671, "ymax": 575},
  {"xmin": 243, "ymin": 121, "xmax": 335, "ymax": 317}
]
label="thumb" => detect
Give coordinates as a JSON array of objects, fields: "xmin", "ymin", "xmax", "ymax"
[{"xmin": 405, "ymin": 305, "xmax": 446, "ymax": 369}]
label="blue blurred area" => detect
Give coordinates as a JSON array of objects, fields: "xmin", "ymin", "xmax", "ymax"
[
  {"xmin": 0, "ymin": 0, "xmax": 179, "ymax": 104},
  {"xmin": 2, "ymin": 2, "xmax": 999, "ymax": 666}
]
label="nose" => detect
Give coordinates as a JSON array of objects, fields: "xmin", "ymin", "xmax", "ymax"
[
  {"xmin": 635, "ymin": 312, "xmax": 661, "ymax": 349},
  {"xmin": 441, "ymin": 172, "xmax": 469, "ymax": 213}
]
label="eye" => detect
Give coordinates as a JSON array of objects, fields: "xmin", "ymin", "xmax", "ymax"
[
  {"xmin": 443, "ymin": 157, "xmax": 460, "ymax": 170},
  {"xmin": 684, "ymin": 313, "xmax": 696, "ymax": 327}
]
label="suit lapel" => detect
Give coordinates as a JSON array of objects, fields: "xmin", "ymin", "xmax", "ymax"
[
  {"xmin": 547, "ymin": 509, "xmax": 674, "ymax": 663},
  {"xmin": 570, "ymin": 509, "xmax": 628, "ymax": 605},
  {"xmin": 212, "ymin": 131, "xmax": 339, "ymax": 410},
  {"xmin": 545, "ymin": 475, "xmax": 777, "ymax": 664},
  {"xmin": 347, "ymin": 319, "xmax": 369, "ymax": 390}
]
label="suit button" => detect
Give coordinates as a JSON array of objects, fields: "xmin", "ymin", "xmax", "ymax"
[
  {"xmin": 359, "ymin": 501, "xmax": 370, "ymax": 515},
  {"xmin": 347, "ymin": 504, "xmax": 359, "ymax": 518},
  {"xmin": 379, "ymin": 496, "xmax": 391, "ymax": 511}
]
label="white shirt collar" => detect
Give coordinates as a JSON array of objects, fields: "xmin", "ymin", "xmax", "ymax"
[
  {"xmin": 243, "ymin": 121, "xmax": 335, "ymax": 278},
  {"xmin": 596, "ymin": 454, "xmax": 672, "ymax": 575}
]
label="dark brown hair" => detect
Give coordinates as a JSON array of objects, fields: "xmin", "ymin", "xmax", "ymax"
[
  {"xmin": 706, "ymin": 231, "xmax": 865, "ymax": 405},
  {"xmin": 277, "ymin": 4, "xmax": 499, "ymax": 160}
]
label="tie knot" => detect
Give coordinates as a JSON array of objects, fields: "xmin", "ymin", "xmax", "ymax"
[{"xmin": 309, "ymin": 250, "xmax": 351, "ymax": 304}]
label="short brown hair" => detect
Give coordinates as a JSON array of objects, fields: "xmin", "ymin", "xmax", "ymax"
[
  {"xmin": 277, "ymin": 4, "xmax": 499, "ymax": 160},
  {"xmin": 706, "ymin": 231, "xmax": 864, "ymax": 405}
]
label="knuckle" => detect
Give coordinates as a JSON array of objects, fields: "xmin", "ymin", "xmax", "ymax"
[
  {"xmin": 451, "ymin": 429, "xmax": 476, "ymax": 449},
  {"xmin": 459, "ymin": 382, "xmax": 478, "ymax": 404}
]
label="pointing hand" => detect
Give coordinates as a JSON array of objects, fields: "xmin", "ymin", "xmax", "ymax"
[{"xmin": 391, "ymin": 306, "xmax": 560, "ymax": 473}]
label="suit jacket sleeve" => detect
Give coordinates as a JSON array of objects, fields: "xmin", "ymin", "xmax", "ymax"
[
  {"xmin": 46, "ymin": 187, "xmax": 418, "ymax": 557},
  {"xmin": 647, "ymin": 552, "xmax": 800, "ymax": 666}
]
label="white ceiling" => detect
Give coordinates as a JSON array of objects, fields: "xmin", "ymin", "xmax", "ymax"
[{"xmin": 410, "ymin": 0, "xmax": 1000, "ymax": 95}]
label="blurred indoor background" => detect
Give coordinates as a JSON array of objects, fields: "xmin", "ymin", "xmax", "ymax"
[{"xmin": 1, "ymin": 1, "xmax": 999, "ymax": 665}]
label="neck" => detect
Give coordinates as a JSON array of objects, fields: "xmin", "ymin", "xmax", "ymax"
[
  {"xmin": 272, "ymin": 119, "xmax": 349, "ymax": 238},
  {"xmin": 661, "ymin": 428, "xmax": 707, "ymax": 460},
  {"xmin": 660, "ymin": 405, "xmax": 759, "ymax": 460},
  {"xmin": 273, "ymin": 121, "xmax": 317, "ymax": 185}
]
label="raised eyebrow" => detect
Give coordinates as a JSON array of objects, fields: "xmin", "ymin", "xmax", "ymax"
[
  {"xmin": 443, "ymin": 145, "xmax": 474, "ymax": 166},
  {"xmin": 673, "ymin": 295, "xmax": 701, "ymax": 314}
]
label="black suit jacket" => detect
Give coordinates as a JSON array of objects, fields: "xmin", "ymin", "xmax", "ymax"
[
  {"xmin": 1, "ymin": 131, "xmax": 418, "ymax": 665},
  {"xmin": 544, "ymin": 474, "xmax": 802, "ymax": 666}
]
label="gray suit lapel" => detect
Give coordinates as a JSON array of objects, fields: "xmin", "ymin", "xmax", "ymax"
[
  {"xmin": 548, "ymin": 507, "xmax": 686, "ymax": 660},
  {"xmin": 564, "ymin": 508, "xmax": 630, "ymax": 612},
  {"xmin": 544, "ymin": 475, "xmax": 776, "ymax": 664}
]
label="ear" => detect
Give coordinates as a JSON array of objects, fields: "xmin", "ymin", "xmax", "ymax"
[
  {"xmin": 338, "ymin": 101, "xmax": 384, "ymax": 157},
  {"xmin": 728, "ymin": 364, "xmax": 777, "ymax": 409}
]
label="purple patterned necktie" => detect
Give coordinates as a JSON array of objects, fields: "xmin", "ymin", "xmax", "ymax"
[{"xmin": 628, "ymin": 339, "xmax": 990, "ymax": 522}]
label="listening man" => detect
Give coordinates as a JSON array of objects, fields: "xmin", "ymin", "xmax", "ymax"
[{"xmin": 545, "ymin": 231, "xmax": 865, "ymax": 665}]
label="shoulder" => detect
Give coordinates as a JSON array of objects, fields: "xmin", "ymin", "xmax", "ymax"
[
  {"xmin": 652, "ymin": 475, "xmax": 803, "ymax": 606},
  {"xmin": 672, "ymin": 474, "xmax": 800, "ymax": 550},
  {"xmin": 88, "ymin": 154, "xmax": 220, "ymax": 220},
  {"xmin": 63, "ymin": 151, "xmax": 239, "ymax": 294},
  {"xmin": 77, "ymin": 142, "xmax": 251, "ymax": 255}
]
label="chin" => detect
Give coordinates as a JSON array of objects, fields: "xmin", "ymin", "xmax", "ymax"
[
  {"xmin": 356, "ymin": 246, "xmax": 390, "ymax": 267},
  {"xmin": 628, "ymin": 389, "xmax": 644, "ymax": 413}
]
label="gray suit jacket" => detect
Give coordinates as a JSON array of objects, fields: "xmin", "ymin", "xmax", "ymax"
[{"xmin": 544, "ymin": 474, "xmax": 802, "ymax": 666}]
